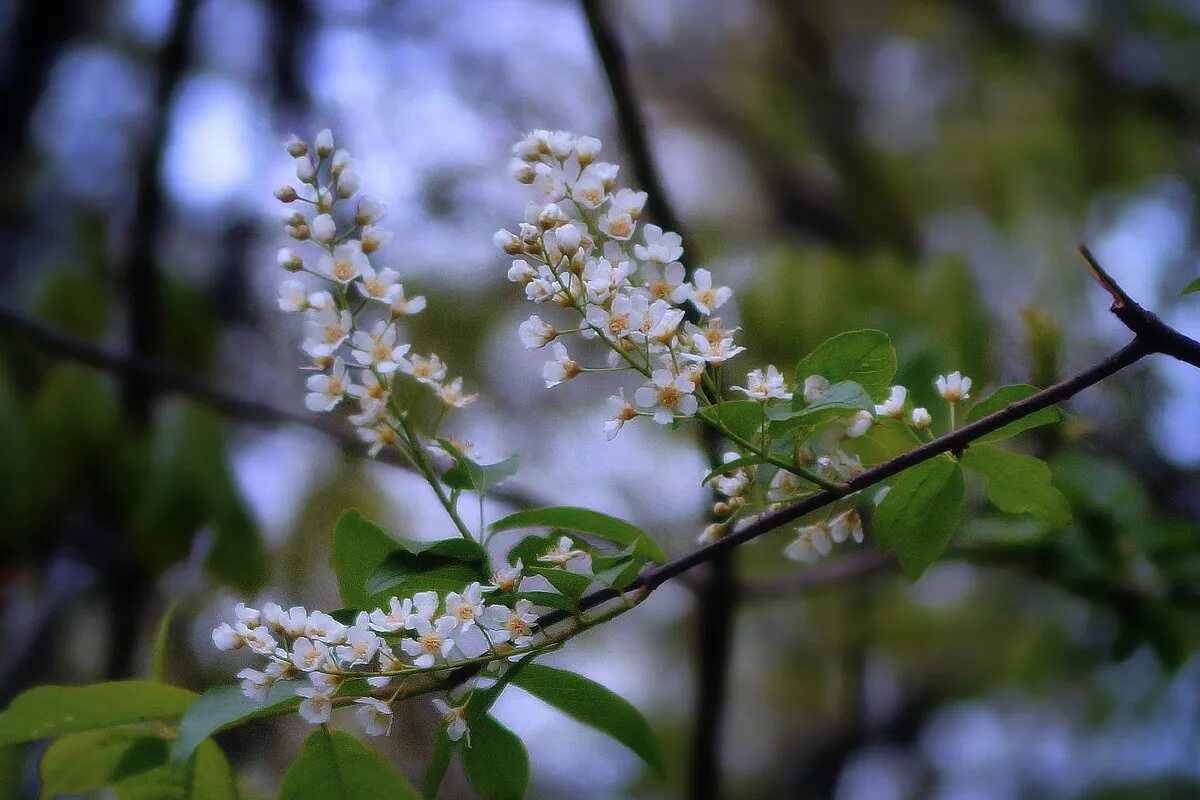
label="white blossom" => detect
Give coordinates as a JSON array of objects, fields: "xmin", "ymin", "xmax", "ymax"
[
  {"xmin": 784, "ymin": 524, "xmax": 832, "ymax": 563},
  {"xmin": 433, "ymin": 699, "xmax": 470, "ymax": 743},
  {"xmin": 482, "ymin": 599, "xmax": 538, "ymax": 646},
  {"xmin": 351, "ymin": 321, "xmax": 410, "ymax": 373},
  {"xmin": 634, "ymin": 224, "xmax": 684, "ymax": 263},
  {"xmin": 828, "ymin": 510, "xmax": 864, "ymax": 544},
  {"xmin": 319, "ymin": 242, "xmax": 367, "ymax": 284},
  {"xmin": 354, "ymin": 698, "xmax": 394, "ymax": 736},
  {"xmin": 401, "ymin": 617, "xmax": 457, "ymax": 668},
  {"xmin": 846, "ymin": 409, "xmax": 874, "ymax": 438},
  {"xmin": 634, "ymin": 368, "xmax": 698, "ymax": 424},
  {"xmin": 304, "ymin": 357, "xmax": 348, "ymax": 412},
  {"xmin": 911, "ymin": 407, "xmax": 932, "ymax": 430},
  {"xmin": 543, "ymin": 342, "xmax": 581, "ymax": 388},
  {"xmin": 518, "ymin": 315, "xmax": 557, "ymax": 349},
  {"xmin": 402, "ymin": 353, "xmax": 447, "ymax": 387},
  {"xmin": 538, "ymin": 535, "xmax": 587, "ymax": 567},
  {"xmin": 936, "ymin": 371, "xmax": 972, "ymax": 403},
  {"xmin": 732, "ymin": 366, "xmax": 792, "ymax": 401},
  {"xmin": 357, "ymin": 265, "xmax": 401, "ymax": 303},
  {"xmin": 875, "ymin": 386, "xmax": 907, "ymax": 418},
  {"xmin": 296, "ymin": 686, "xmax": 333, "ymax": 724},
  {"xmin": 311, "ymin": 213, "xmax": 336, "ymax": 243},
  {"xmin": 603, "ymin": 389, "xmax": 637, "ymax": 440}
]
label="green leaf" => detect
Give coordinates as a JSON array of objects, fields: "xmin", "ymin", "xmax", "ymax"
[
  {"xmin": 1182, "ymin": 277, "xmax": 1200, "ymax": 296},
  {"xmin": 367, "ymin": 538, "xmax": 490, "ymax": 601},
  {"xmin": 961, "ymin": 445, "xmax": 1072, "ymax": 526},
  {"xmin": 964, "ymin": 384, "xmax": 1064, "ymax": 442},
  {"xmin": 150, "ymin": 600, "xmax": 179, "ymax": 683},
  {"xmin": 840, "ymin": 417, "xmax": 922, "ymax": 465},
  {"xmin": 507, "ymin": 534, "xmax": 554, "ymax": 568},
  {"xmin": 697, "ymin": 401, "xmax": 765, "ymax": 442},
  {"xmin": 113, "ymin": 736, "xmax": 170, "ymax": 781},
  {"xmin": 421, "ymin": 728, "xmax": 454, "ymax": 800},
  {"xmin": 280, "ymin": 728, "xmax": 418, "ymax": 800},
  {"xmin": 115, "ymin": 739, "xmax": 238, "ymax": 800},
  {"xmin": 439, "ymin": 439, "xmax": 519, "ymax": 496},
  {"xmin": 461, "ymin": 714, "xmax": 529, "ymax": 800},
  {"xmin": 701, "ymin": 455, "xmax": 765, "ymax": 485},
  {"xmin": 873, "ymin": 457, "xmax": 965, "ymax": 579},
  {"xmin": 512, "ymin": 664, "xmax": 663, "ymax": 774},
  {"xmin": 40, "ymin": 728, "xmax": 158, "ymax": 799},
  {"xmin": 793, "ymin": 329, "xmax": 897, "ymax": 402},
  {"xmin": 173, "ymin": 681, "xmax": 300, "ymax": 765},
  {"xmin": 0, "ymin": 682, "xmax": 196, "ymax": 747},
  {"xmin": 332, "ymin": 510, "xmax": 401, "ymax": 609},
  {"xmin": 776, "ymin": 381, "xmax": 874, "ymax": 433},
  {"xmin": 490, "ymin": 507, "xmax": 666, "ymax": 563},
  {"xmin": 526, "ymin": 566, "xmax": 592, "ymax": 600},
  {"xmin": 513, "ymin": 590, "xmax": 577, "ymax": 612}
]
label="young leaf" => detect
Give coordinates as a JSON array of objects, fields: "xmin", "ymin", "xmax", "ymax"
[
  {"xmin": 332, "ymin": 510, "xmax": 400, "ymax": 609},
  {"xmin": 961, "ymin": 445, "xmax": 1072, "ymax": 526},
  {"xmin": 173, "ymin": 681, "xmax": 300, "ymax": 765},
  {"xmin": 490, "ymin": 506, "xmax": 666, "ymax": 563},
  {"xmin": 873, "ymin": 457, "xmax": 965, "ymax": 579},
  {"xmin": 1182, "ymin": 276, "xmax": 1200, "ymax": 296},
  {"xmin": 366, "ymin": 538, "xmax": 490, "ymax": 602},
  {"xmin": 511, "ymin": 664, "xmax": 663, "ymax": 774},
  {"xmin": 964, "ymin": 384, "xmax": 1064, "ymax": 442},
  {"xmin": 439, "ymin": 440, "xmax": 519, "ymax": 496},
  {"xmin": 461, "ymin": 714, "xmax": 529, "ymax": 800},
  {"xmin": 280, "ymin": 728, "xmax": 418, "ymax": 800},
  {"xmin": 0, "ymin": 682, "xmax": 196, "ymax": 747},
  {"xmin": 793, "ymin": 329, "xmax": 897, "ymax": 403},
  {"xmin": 40, "ymin": 728, "xmax": 158, "ymax": 799},
  {"xmin": 115, "ymin": 739, "xmax": 238, "ymax": 800}
]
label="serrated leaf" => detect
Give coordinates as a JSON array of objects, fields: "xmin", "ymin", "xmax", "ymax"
[
  {"xmin": 961, "ymin": 445, "xmax": 1072, "ymax": 526},
  {"xmin": 873, "ymin": 457, "xmax": 965, "ymax": 579},
  {"xmin": 1182, "ymin": 276, "xmax": 1200, "ymax": 296},
  {"xmin": 173, "ymin": 682, "xmax": 300, "ymax": 765},
  {"xmin": 115, "ymin": 739, "xmax": 238, "ymax": 800},
  {"xmin": 332, "ymin": 510, "xmax": 401, "ymax": 609},
  {"xmin": 0, "ymin": 682, "xmax": 196, "ymax": 747},
  {"xmin": 793, "ymin": 330, "xmax": 897, "ymax": 402},
  {"xmin": 439, "ymin": 439, "xmax": 519, "ymax": 496},
  {"xmin": 40, "ymin": 728, "xmax": 157, "ymax": 799},
  {"xmin": 280, "ymin": 728, "xmax": 418, "ymax": 800},
  {"xmin": 490, "ymin": 507, "xmax": 665, "ymax": 563},
  {"xmin": 512, "ymin": 664, "xmax": 663, "ymax": 774},
  {"xmin": 461, "ymin": 714, "xmax": 529, "ymax": 800},
  {"xmin": 965, "ymin": 384, "xmax": 1064, "ymax": 442}
]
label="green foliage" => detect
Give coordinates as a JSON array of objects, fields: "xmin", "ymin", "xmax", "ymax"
[
  {"xmin": 773, "ymin": 381, "xmax": 873, "ymax": 435},
  {"xmin": 873, "ymin": 457, "xmax": 965, "ymax": 579},
  {"xmin": 150, "ymin": 600, "xmax": 179, "ymax": 683},
  {"xmin": 114, "ymin": 739, "xmax": 239, "ymax": 800},
  {"xmin": 279, "ymin": 728, "xmax": 417, "ymax": 800},
  {"xmin": 0, "ymin": 682, "xmax": 196, "ymax": 747},
  {"xmin": 525, "ymin": 566, "xmax": 592, "ymax": 600},
  {"xmin": 367, "ymin": 537, "xmax": 490, "ymax": 602},
  {"xmin": 792, "ymin": 329, "xmax": 897, "ymax": 402},
  {"xmin": 461, "ymin": 714, "xmax": 529, "ymax": 800},
  {"xmin": 511, "ymin": 664, "xmax": 663, "ymax": 774},
  {"xmin": 40, "ymin": 728, "xmax": 162, "ymax": 798},
  {"xmin": 701, "ymin": 454, "xmax": 766, "ymax": 484},
  {"xmin": 839, "ymin": 417, "xmax": 922, "ymax": 466},
  {"xmin": 965, "ymin": 384, "xmax": 1064, "ymax": 442},
  {"xmin": 438, "ymin": 438, "xmax": 519, "ymax": 495},
  {"xmin": 173, "ymin": 682, "xmax": 300, "ymax": 765},
  {"xmin": 697, "ymin": 400, "xmax": 765, "ymax": 442},
  {"xmin": 332, "ymin": 509, "xmax": 401, "ymax": 609},
  {"xmin": 1181, "ymin": 276, "xmax": 1200, "ymax": 295},
  {"xmin": 490, "ymin": 506, "xmax": 666, "ymax": 563},
  {"xmin": 961, "ymin": 445, "xmax": 1072, "ymax": 526},
  {"xmin": 34, "ymin": 267, "xmax": 111, "ymax": 341}
]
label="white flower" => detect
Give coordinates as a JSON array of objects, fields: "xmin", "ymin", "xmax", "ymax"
[
  {"xmin": 672, "ymin": 269, "xmax": 731, "ymax": 315},
  {"xmin": 784, "ymin": 524, "xmax": 832, "ymax": 563},
  {"xmin": 368, "ymin": 649, "xmax": 405, "ymax": 688},
  {"xmin": 336, "ymin": 165, "xmax": 361, "ymax": 198},
  {"xmin": 347, "ymin": 369, "xmax": 389, "ymax": 410},
  {"xmin": 495, "ymin": 229, "xmax": 524, "ymax": 256},
  {"xmin": 401, "ymin": 353, "xmax": 447, "ymax": 387},
  {"xmin": 634, "ymin": 368, "xmax": 698, "ymax": 424},
  {"xmin": 597, "ymin": 211, "xmax": 634, "ymax": 240},
  {"xmin": 357, "ymin": 423, "xmax": 397, "ymax": 457},
  {"xmin": 263, "ymin": 603, "xmax": 308, "ymax": 637},
  {"xmin": 239, "ymin": 625, "xmax": 277, "ymax": 655},
  {"xmin": 351, "ymin": 321, "xmax": 410, "ymax": 374},
  {"xmin": 508, "ymin": 259, "xmax": 536, "ymax": 283},
  {"xmin": 611, "ymin": 188, "xmax": 647, "ymax": 219},
  {"xmin": 768, "ymin": 469, "xmax": 804, "ymax": 503},
  {"xmin": 586, "ymin": 292, "xmax": 647, "ymax": 341},
  {"xmin": 296, "ymin": 686, "xmax": 333, "ymax": 724},
  {"xmin": 302, "ymin": 308, "xmax": 352, "ymax": 358},
  {"xmin": 642, "ymin": 262, "xmax": 687, "ymax": 303},
  {"xmin": 583, "ymin": 258, "xmax": 635, "ymax": 304},
  {"xmin": 305, "ymin": 356, "xmax": 348, "ymax": 412},
  {"xmin": 532, "ymin": 162, "xmax": 570, "ymax": 202},
  {"xmin": 291, "ymin": 637, "xmax": 329, "ymax": 672},
  {"xmin": 680, "ymin": 333, "xmax": 746, "ymax": 365},
  {"xmin": 438, "ymin": 377, "xmax": 477, "ymax": 409},
  {"xmin": 211, "ymin": 623, "xmax": 242, "ymax": 651},
  {"xmin": 911, "ymin": 407, "xmax": 932, "ymax": 430},
  {"xmin": 538, "ymin": 535, "xmax": 587, "ymax": 567},
  {"xmin": 305, "ymin": 612, "xmax": 347, "ymax": 643},
  {"xmin": 509, "ymin": 158, "xmax": 536, "ymax": 183},
  {"xmin": 489, "ymin": 560, "xmax": 523, "ymax": 594},
  {"xmin": 277, "ymin": 247, "xmax": 303, "ymax": 272},
  {"xmin": 444, "ymin": 583, "xmax": 487, "ymax": 631},
  {"xmin": 603, "ymin": 389, "xmax": 637, "ymax": 440},
  {"xmin": 519, "ymin": 315, "xmax": 557, "ymax": 349},
  {"xmin": 360, "ymin": 225, "xmax": 392, "ymax": 254},
  {"xmin": 846, "ymin": 410, "xmax": 874, "ymax": 438},
  {"xmin": 314, "ymin": 128, "xmax": 334, "ymax": 156},
  {"xmin": 339, "ymin": 626, "xmax": 381, "ymax": 667},
  {"xmin": 355, "ymin": 194, "xmax": 387, "ymax": 226},
  {"xmin": 828, "ymin": 510, "xmax": 864, "ymax": 544},
  {"xmin": 732, "ymin": 366, "xmax": 792, "ymax": 401},
  {"xmin": 319, "ymin": 242, "xmax": 368, "ymax": 284},
  {"xmin": 369, "ymin": 597, "xmax": 413, "ymax": 633},
  {"xmin": 433, "ymin": 699, "xmax": 470, "ymax": 743},
  {"xmin": 817, "ymin": 450, "xmax": 865, "ymax": 480},
  {"xmin": 354, "ymin": 698, "xmax": 394, "ymax": 736},
  {"xmin": 309, "ymin": 671, "xmax": 344, "ymax": 695},
  {"xmin": 574, "ymin": 135, "xmax": 602, "ymax": 165},
  {"xmin": 935, "ymin": 371, "xmax": 972, "ymax": 403},
  {"xmin": 311, "ymin": 213, "xmax": 336, "ymax": 243},
  {"xmin": 389, "ymin": 286, "xmax": 426, "ymax": 317},
  {"xmin": 357, "ymin": 265, "xmax": 401, "ymax": 303},
  {"xmin": 571, "ymin": 172, "xmax": 607, "ymax": 210},
  {"xmin": 715, "ymin": 472, "xmax": 750, "ymax": 499},
  {"xmin": 803, "ymin": 375, "xmax": 830, "ymax": 405},
  {"xmin": 400, "ymin": 617, "xmax": 458, "ymax": 668},
  {"xmin": 294, "ymin": 156, "xmax": 316, "ymax": 183},
  {"xmin": 634, "ymin": 224, "xmax": 684, "ymax": 264},
  {"xmin": 543, "ymin": 342, "xmax": 581, "ymax": 388},
  {"xmin": 277, "ymin": 280, "xmax": 309, "ymax": 313},
  {"xmin": 875, "ymin": 386, "xmax": 907, "ymax": 418},
  {"xmin": 407, "ymin": 591, "xmax": 440, "ymax": 628},
  {"xmin": 641, "ymin": 300, "xmax": 686, "ymax": 348},
  {"xmin": 481, "ymin": 599, "xmax": 538, "ymax": 646},
  {"xmin": 330, "ymin": 148, "xmax": 353, "ymax": 175},
  {"xmin": 237, "ymin": 668, "xmax": 275, "ymax": 702}
]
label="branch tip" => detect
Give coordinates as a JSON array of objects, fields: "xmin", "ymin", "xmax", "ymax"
[{"xmin": 1076, "ymin": 244, "xmax": 1132, "ymax": 310}]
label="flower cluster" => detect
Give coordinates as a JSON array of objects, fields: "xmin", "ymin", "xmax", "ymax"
[
  {"xmin": 274, "ymin": 129, "xmax": 475, "ymax": 456},
  {"xmin": 496, "ymin": 130, "xmax": 744, "ymax": 437},
  {"xmin": 212, "ymin": 576, "xmax": 540, "ymax": 741}
]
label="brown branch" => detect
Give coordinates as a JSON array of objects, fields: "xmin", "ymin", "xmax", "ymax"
[{"xmin": 0, "ymin": 305, "xmax": 544, "ymax": 512}]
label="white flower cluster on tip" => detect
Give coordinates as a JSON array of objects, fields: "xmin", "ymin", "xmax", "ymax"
[
  {"xmin": 211, "ymin": 571, "xmax": 535, "ymax": 740},
  {"xmin": 497, "ymin": 130, "xmax": 745, "ymax": 437},
  {"xmin": 274, "ymin": 130, "xmax": 476, "ymax": 457},
  {"xmin": 699, "ymin": 370, "xmax": 974, "ymax": 563}
]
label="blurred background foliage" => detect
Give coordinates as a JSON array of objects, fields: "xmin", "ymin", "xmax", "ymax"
[{"xmin": 1, "ymin": 0, "xmax": 1199, "ymax": 798}]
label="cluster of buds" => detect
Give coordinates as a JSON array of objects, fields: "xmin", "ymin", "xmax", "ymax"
[
  {"xmin": 274, "ymin": 130, "xmax": 476, "ymax": 456},
  {"xmin": 497, "ymin": 130, "xmax": 742, "ymax": 437}
]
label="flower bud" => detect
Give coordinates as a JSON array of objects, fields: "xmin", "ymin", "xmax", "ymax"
[
  {"xmin": 294, "ymin": 156, "xmax": 316, "ymax": 183},
  {"xmin": 315, "ymin": 128, "xmax": 334, "ymax": 157},
  {"xmin": 331, "ymin": 148, "xmax": 352, "ymax": 176},
  {"xmin": 355, "ymin": 194, "xmax": 387, "ymax": 226},
  {"xmin": 287, "ymin": 223, "xmax": 310, "ymax": 241},
  {"xmin": 494, "ymin": 229, "xmax": 523, "ymax": 255},
  {"xmin": 508, "ymin": 158, "xmax": 535, "ymax": 184},
  {"xmin": 277, "ymin": 247, "xmax": 303, "ymax": 272},
  {"xmin": 274, "ymin": 185, "xmax": 298, "ymax": 203},
  {"xmin": 311, "ymin": 214, "xmax": 336, "ymax": 242},
  {"xmin": 575, "ymin": 135, "xmax": 601, "ymax": 166},
  {"xmin": 911, "ymin": 407, "xmax": 932, "ymax": 430},
  {"xmin": 284, "ymin": 134, "xmax": 308, "ymax": 158},
  {"xmin": 360, "ymin": 225, "xmax": 392, "ymax": 254},
  {"xmin": 337, "ymin": 166, "xmax": 361, "ymax": 198}
]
